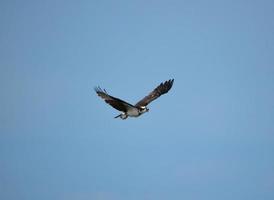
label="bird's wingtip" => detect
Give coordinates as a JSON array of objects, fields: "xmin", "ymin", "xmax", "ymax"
[{"xmin": 94, "ymin": 86, "xmax": 108, "ymax": 94}]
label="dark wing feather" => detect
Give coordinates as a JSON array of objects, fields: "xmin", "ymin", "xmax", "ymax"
[
  {"xmin": 94, "ymin": 87, "xmax": 135, "ymax": 112},
  {"xmin": 135, "ymin": 79, "xmax": 174, "ymax": 107}
]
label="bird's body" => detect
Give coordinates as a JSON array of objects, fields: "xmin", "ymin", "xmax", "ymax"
[
  {"xmin": 95, "ymin": 79, "xmax": 174, "ymax": 119},
  {"xmin": 114, "ymin": 107, "xmax": 143, "ymax": 119},
  {"xmin": 126, "ymin": 107, "xmax": 141, "ymax": 117}
]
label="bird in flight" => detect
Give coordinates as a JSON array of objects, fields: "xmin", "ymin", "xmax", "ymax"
[{"xmin": 95, "ymin": 79, "xmax": 174, "ymax": 119}]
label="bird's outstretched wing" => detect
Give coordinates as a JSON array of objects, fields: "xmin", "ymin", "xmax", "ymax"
[
  {"xmin": 135, "ymin": 79, "xmax": 174, "ymax": 107},
  {"xmin": 95, "ymin": 87, "xmax": 135, "ymax": 112}
]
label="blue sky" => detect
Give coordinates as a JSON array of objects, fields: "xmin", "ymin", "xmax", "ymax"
[{"xmin": 1, "ymin": 0, "xmax": 274, "ymax": 200}]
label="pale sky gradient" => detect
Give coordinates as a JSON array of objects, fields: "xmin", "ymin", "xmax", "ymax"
[{"xmin": 1, "ymin": 0, "xmax": 274, "ymax": 200}]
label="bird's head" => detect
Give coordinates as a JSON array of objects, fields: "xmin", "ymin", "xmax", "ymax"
[{"xmin": 139, "ymin": 106, "xmax": 149, "ymax": 114}]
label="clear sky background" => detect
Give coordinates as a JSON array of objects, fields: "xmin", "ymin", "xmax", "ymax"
[{"xmin": 1, "ymin": 0, "xmax": 274, "ymax": 200}]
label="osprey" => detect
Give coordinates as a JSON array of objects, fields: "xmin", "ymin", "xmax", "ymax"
[{"xmin": 95, "ymin": 79, "xmax": 174, "ymax": 119}]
